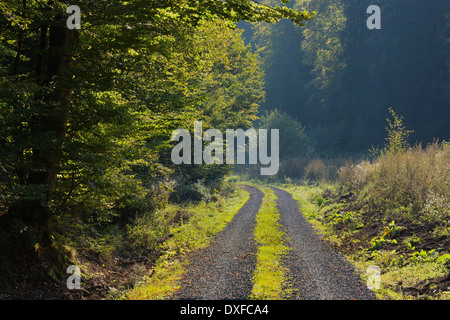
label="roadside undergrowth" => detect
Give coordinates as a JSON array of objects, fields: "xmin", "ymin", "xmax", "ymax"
[
  {"xmin": 276, "ymin": 182, "xmax": 450, "ymax": 300},
  {"xmin": 122, "ymin": 187, "xmax": 250, "ymax": 299},
  {"xmin": 250, "ymin": 186, "xmax": 289, "ymax": 300}
]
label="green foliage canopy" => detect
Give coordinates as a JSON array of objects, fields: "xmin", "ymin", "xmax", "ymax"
[{"xmin": 0, "ymin": 0, "xmax": 313, "ymax": 247}]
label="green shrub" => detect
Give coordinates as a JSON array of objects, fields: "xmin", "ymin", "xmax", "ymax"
[
  {"xmin": 126, "ymin": 210, "xmax": 170, "ymax": 252},
  {"xmin": 383, "ymin": 108, "xmax": 414, "ymax": 155},
  {"xmin": 258, "ymin": 109, "xmax": 313, "ymax": 160},
  {"xmin": 368, "ymin": 221, "xmax": 404, "ymax": 251},
  {"xmin": 170, "ymin": 179, "xmax": 213, "ymax": 204},
  {"xmin": 315, "ymin": 196, "xmax": 325, "ymax": 207}
]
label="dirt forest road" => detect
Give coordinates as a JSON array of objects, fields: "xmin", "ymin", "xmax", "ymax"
[{"xmin": 171, "ymin": 185, "xmax": 376, "ymax": 300}]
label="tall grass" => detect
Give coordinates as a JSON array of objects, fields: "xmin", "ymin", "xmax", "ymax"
[
  {"xmin": 338, "ymin": 109, "xmax": 449, "ymax": 223},
  {"xmin": 339, "ymin": 141, "xmax": 450, "ymax": 222}
]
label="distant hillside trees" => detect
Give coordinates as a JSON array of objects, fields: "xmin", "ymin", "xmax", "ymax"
[{"xmin": 244, "ymin": 0, "xmax": 449, "ymax": 156}]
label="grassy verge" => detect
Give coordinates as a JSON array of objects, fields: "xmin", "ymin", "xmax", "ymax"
[
  {"xmin": 122, "ymin": 186, "xmax": 250, "ymax": 299},
  {"xmin": 274, "ymin": 182, "xmax": 450, "ymax": 300},
  {"xmin": 250, "ymin": 186, "xmax": 290, "ymax": 300}
]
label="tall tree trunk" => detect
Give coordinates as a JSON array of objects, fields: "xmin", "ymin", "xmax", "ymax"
[{"xmin": 11, "ymin": 23, "xmax": 79, "ymax": 246}]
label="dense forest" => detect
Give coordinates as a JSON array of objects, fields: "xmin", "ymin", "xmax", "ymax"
[
  {"xmin": 240, "ymin": 0, "xmax": 449, "ymax": 155},
  {"xmin": 0, "ymin": 0, "xmax": 448, "ymax": 301},
  {"xmin": 0, "ymin": 0, "xmax": 314, "ymax": 292}
]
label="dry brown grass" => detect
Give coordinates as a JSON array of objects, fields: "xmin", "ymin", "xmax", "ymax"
[{"xmin": 338, "ymin": 142, "xmax": 450, "ymax": 223}]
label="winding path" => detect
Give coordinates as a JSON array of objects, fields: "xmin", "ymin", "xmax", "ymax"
[
  {"xmin": 171, "ymin": 185, "xmax": 375, "ymax": 300},
  {"xmin": 272, "ymin": 187, "xmax": 375, "ymax": 300}
]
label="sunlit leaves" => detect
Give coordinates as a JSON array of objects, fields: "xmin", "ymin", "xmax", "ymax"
[
  {"xmin": 0, "ymin": 0, "xmax": 311, "ymax": 242},
  {"xmin": 297, "ymin": 0, "xmax": 346, "ymax": 89}
]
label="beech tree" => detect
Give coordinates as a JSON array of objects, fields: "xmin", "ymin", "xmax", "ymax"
[{"xmin": 0, "ymin": 1, "xmax": 313, "ymax": 252}]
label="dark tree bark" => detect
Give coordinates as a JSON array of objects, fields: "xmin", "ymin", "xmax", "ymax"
[{"xmin": 10, "ymin": 23, "xmax": 79, "ymax": 246}]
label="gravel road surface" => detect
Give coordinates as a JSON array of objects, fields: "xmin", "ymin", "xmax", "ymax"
[
  {"xmin": 171, "ymin": 185, "xmax": 375, "ymax": 300},
  {"xmin": 272, "ymin": 186, "xmax": 376, "ymax": 300},
  {"xmin": 171, "ymin": 186, "xmax": 263, "ymax": 300}
]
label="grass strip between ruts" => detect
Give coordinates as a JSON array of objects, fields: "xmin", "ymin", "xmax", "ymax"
[{"xmin": 250, "ymin": 186, "xmax": 290, "ymax": 300}]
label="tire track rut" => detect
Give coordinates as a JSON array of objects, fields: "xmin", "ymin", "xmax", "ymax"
[
  {"xmin": 171, "ymin": 186, "xmax": 263, "ymax": 300},
  {"xmin": 272, "ymin": 187, "xmax": 376, "ymax": 300}
]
